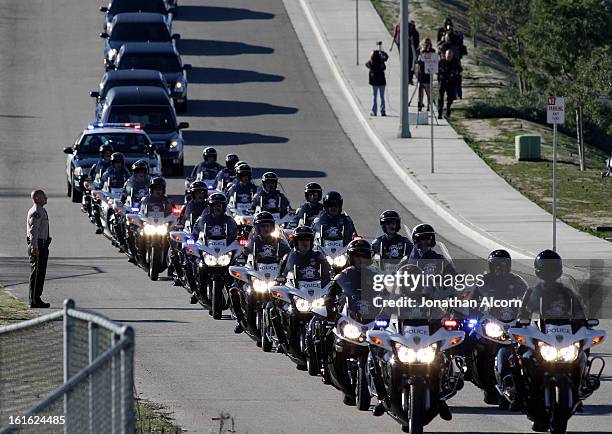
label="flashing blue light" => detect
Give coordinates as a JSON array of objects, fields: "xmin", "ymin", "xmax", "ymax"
[
  {"xmin": 375, "ymin": 319, "xmax": 389, "ymax": 328},
  {"xmin": 207, "ymin": 186, "xmax": 214, "ymax": 190},
  {"xmin": 131, "ymin": 207, "xmax": 140, "ymax": 212},
  {"xmin": 467, "ymin": 319, "xmax": 478, "ymax": 328}
]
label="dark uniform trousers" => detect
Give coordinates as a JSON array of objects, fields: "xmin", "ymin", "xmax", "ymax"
[{"xmin": 28, "ymin": 238, "xmax": 50, "ymax": 304}]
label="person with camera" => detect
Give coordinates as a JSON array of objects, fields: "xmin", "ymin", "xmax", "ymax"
[
  {"xmin": 437, "ymin": 49, "xmax": 462, "ymax": 119},
  {"xmin": 416, "ymin": 38, "xmax": 436, "ymax": 112},
  {"xmin": 366, "ymin": 42, "xmax": 389, "ymax": 117}
]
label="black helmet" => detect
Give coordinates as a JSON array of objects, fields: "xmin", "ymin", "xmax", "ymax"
[
  {"xmin": 304, "ymin": 182, "xmax": 323, "ymax": 201},
  {"xmin": 293, "ymin": 225, "xmax": 315, "ymax": 244},
  {"xmin": 236, "ymin": 163, "xmax": 252, "ymax": 178},
  {"xmin": 380, "ymin": 210, "xmax": 401, "ymax": 233},
  {"xmin": 411, "ymin": 223, "xmax": 436, "ymax": 247},
  {"xmin": 347, "ymin": 239, "xmax": 373, "ymax": 263},
  {"xmin": 534, "ymin": 249, "xmax": 563, "ymax": 282},
  {"xmin": 261, "ymin": 172, "xmax": 278, "ymax": 190},
  {"xmin": 254, "ymin": 211, "xmax": 275, "ymax": 226},
  {"xmin": 99, "ymin": 142, "xmax": 114, "ymax": 155},
  {"xmin": 488, "ymin": 249, "xmax": 511, "ymax": 274},
  {"xmin": 149, "ymin": 176, "xmax": 166, "ymax": 193},
  {"xmin": 323, "ymin": 191, "xmax": 343, "ymax": 212},
  {"xmin": 208, "ymin": 192, "xmax": 227, "ymax": 208},
  {"xmin": 225, "ymin": 153, "xmax": 240, "ymax": 170},
  {"xmin": 131, "ymin": 159, "xmax": 149, "ymax": 173},
  {"xmin": 202, "ymin": 147, "xmax": 217, "ymax": 161},
  {"xmin": 189, "ymin": 180, "xmax": 208, "ymax": 195},
  {"xmin": 110, "ymin": 152, "xmax": 125, "ymax": 164}
]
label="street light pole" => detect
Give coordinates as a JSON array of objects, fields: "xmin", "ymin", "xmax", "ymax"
[
  {"xmin": 355, "ymin": 0, "xmax": 359, "ymax": 65},
  {"xmin": 399, "ymin": 0, "xmax": 411, "ymax": 138}
]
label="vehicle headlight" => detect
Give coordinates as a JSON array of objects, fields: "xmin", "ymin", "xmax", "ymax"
[
  {"xmin": 143, "ymin": 223, "xmax": 166, "ymax": 235},
  {"xmin": 217, "ymin": 254, "xmax": 231, "ymax": 266},
  {"xmin": 73, "ymin": 167, "xmax": 83, "ymax": 176},
  {"xmin": 311, "ymin": 298, "xmax": 325, "ymax": 309},
  {"xmin": 294, "ymin": 297, "xmax": 310, "ymax": 312},
  {"xmin": 108, "ymin": 48, "xmax": 118, "ymax": 60},
  {"xmin": 484, "ymin": 321, "xmax": 504, "ymax": 339},
  {"xmin": 204, "ymin": 254, "xmax": 218, "ymax": 266},
  {"xmin": 328, "ymin": 255, "xmax": 347, "ymax": 267},
  {"xmin": 169, "ymin": 140, "xmax": 179, "ymax": 149},
  {"xmin": 341, "ymin": 323, "xmax": 363, "ymax": 341},
  {"xmin": 395, "ymin": 343, "xmax": 437, "ymax": 364},
  {"xmin": 174, "ymin": 81, "xmax": 184, "ymax": 91},
  {"xmin": 252, "ymin": 278, "xmax": 269, "ymax": 293},
  {"xmin": 538, "ymin": 342, "xmax": 580, "ymax": 362}
]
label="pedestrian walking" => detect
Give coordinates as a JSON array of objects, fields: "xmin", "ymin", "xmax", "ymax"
[
  {"xmin": 437, "ymin": 49, "xmax": 462, "ymax": 119},
  {"xmin": 26, "ymin": 189, "xmax": 51, "ymax": 308},
  {"xmin": 366, "ymin": 44, "xmax": 389, "ymax": 116},
  {"xmin": 416, "ymin": 38, "xmax": 436, "ymax": 111}
]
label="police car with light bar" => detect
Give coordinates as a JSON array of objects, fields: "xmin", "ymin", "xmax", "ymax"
[{"xmin": 63, "ymin": 123, "xmax": 161, "ymax": 203}]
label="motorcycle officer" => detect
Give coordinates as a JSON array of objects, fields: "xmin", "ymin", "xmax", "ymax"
[
  {"xmin": 180, "ymin": 181, "xmax": 209, "ymax": 229},
  {"xmin": 293, "ymin": 182, "xmax": 323, "ymax": 227},
  {"xmin": 192, "ymin": 192, "xmax": 238, "ymax": 242},
  {"xmin": 232, "ymin": 211, "xmax": 291, "ymax": 333},
  {"xmin": 311, "ymin": 191, "xmax": 357, "ymax": 246},
  {"xmin": 406, "ymin": 223, "xmax": 456, "ymax": 277},
  {"xmin": 190, "ymin": 147, "xmax": 224, "ymax": 181},
  {"xmin": 226, "ymin": 163, "xmax": 258, "ymax": 209},
  {"xmin": 89, "ymin": 140, "xmax": 114, "ymax": 188},
  {"xmin": 214, "ymin": 153, "xmax": 240, "ymax": 192},
  {"xmin": 93, "ymin": 152, "xmax": 131, "ymax": 234},
  {"xmin": 371, "ymin": 210, "xmax": 413, "ymax": 263},
  {"xmin": 121, "ymin": 160, "xmax": 152, "ymax": 207},
  {"xmin": 277, "ymin": 225, "xmax": 332, "ymax": 286},
  {"xmin": 250, "ymin": 172, "xmax": 291, "ymax": 217}
]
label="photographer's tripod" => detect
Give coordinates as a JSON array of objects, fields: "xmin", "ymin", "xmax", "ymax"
[{"xmin": 408, "ymin": 76, "xmax": 440, "ymax": 128}]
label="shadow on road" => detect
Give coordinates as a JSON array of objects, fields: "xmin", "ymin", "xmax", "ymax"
[
  {"xmin": 188, "ymin": 67, "xmax": 284, "ymax": 84},
  {"xmin": 252, "ymin": 167, "xmax": 326, "ymax": 178},
  {"xmin": 183, "ymin": 100, "xmax": 298, "ymax": 118},
  {"xmin": 175, "ymin": 6, "xmax": 274, "ymax": 22},
  {"xmin": 110, "ymin": 319, "xmax": 190, "ymax": 323},
  {"xmin": 183, "ymin": 130, "xmax": 289, "ymax": 146},
  {"xmin": 177, "ymin": 39, "xmax": 274, "ymax": 56},
  {"xmin": 580, "ymin": 404, "xmax": 612, "ymax": 415}
]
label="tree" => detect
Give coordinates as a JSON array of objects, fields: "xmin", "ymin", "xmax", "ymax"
[{"xmin": 519, "ymin": 0, "xmax": 612, "ymax": 168}]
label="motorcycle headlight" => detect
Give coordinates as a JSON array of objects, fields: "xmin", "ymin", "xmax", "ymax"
[
  {"xmin": 294, "ymin": 297, "xmax": 310, "ymax": 312},
  {"xmin": 204, "ymin": 254, "xmax": 218, "ymax": 266},
  {"xmin": 538, "ymin": 342, "xmax": 579, "ymax": 362},
  {"xmin": 271, "ymin": 228, "xmax": 280, "ymax": 238},
  {"xmin": 327, "ymin": 255, "xmax": 347, "ymax": 267},
  {"xmin": 311, "ymin": 298, "xmax": 325, "ymax": 309},
  {"xmin": 395, "ymin": 343, "xmax": 437, "ymax": 364},
  {"xmin": 156, "ymin": 224, "xmax": 168, "ymax": 235},
  {"xmin": 217, "ymin": 254, "xmax": 231, "ymax": 266},
  {"xmin": 484, "ymin": 321, "xmax": 504, "ymax": 339},
  {"xmin": 108, "ymin": 48, "xmax": 118, "ymax": 60},
  {"xmin": 252, "ymin": 278, "xmax": 269, "ymax": 293},
  {"xmin": 341, "ymin": 323, "xmax": 363, "ymax": 341},
  {"xmin": 143, "ymin": 224, "xmax": 156, "ymax": 235}
]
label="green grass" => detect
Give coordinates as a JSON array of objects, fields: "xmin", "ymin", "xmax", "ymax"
[{"xmin": 0, "ymin": 287, "xmax": 184, "ymax": 432}]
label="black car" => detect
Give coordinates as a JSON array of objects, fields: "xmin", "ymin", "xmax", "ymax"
[
  {"xmin": 63, "ymin": 124, "xmax": 161, "ymax": 203},
  {"xmin": 98, "ymin": 86, "xmax": 188, "ymax": 175},
  {"xmin": 90, "ymin": 69, "xmax": 170, "ymax": 120},
  {"xmin": 114, "ymin": 42, "xmax": 191, "ymax": 111},
  {"xmin": 101, "ymin": 13, "xmax": 180, "ymax": 71},
  {"xmin": 100, "ymin": 0, "xmax": 174, "ymax": 34}
]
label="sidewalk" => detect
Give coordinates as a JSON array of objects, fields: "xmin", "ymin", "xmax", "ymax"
[{"xmin": 283, "ymin": 0, "xmax": 612, "ymax": 260}]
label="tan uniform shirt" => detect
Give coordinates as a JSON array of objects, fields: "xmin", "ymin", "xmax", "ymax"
[{"xmin": 26, "ymin": 204, "xmax": 49, "ymax": 244}]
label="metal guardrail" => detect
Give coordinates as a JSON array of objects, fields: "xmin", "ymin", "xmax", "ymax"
[{"xmin": 0, "ymin": 299, "xmax": 134, "ymax": 434}]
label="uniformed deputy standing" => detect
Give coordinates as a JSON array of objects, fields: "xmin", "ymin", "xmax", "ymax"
[{"xmin": 26, "ymin": 190, "xmax": 51, "ymax": 308}]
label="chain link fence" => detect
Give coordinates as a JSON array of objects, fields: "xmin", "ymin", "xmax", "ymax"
[{"xmin": 0, "ymin": 299, "xmax": 134, "ymax": 434}]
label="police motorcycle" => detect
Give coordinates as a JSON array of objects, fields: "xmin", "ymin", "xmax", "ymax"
[
  {"xmin": 314, "ymin": 225, "xmax": 349, "ymax": 274},
  {"xmin": 497, "ymin": 271, "xmax": 606, "ymax": 434},
  {"xmin": 228, "ymin": 212, "xmax": 289, "ymax": 347},
  {"xmin": 228, "ymin": 191, "xmax": 255, "ymax": 245},
  {"xmin": 189, "ymin": 221, "xmax": 242, "ymax": 320},
  {"xmin": 366, "ymin": 309, "xmax": 466, "ymax": 434},
  {"xmin": 126, "ymin": 179, "xmax": 178, "ymax": 280},
  {"xmin": 263, "ymin": 258, "xmax": 332, "ymax": 367}
]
